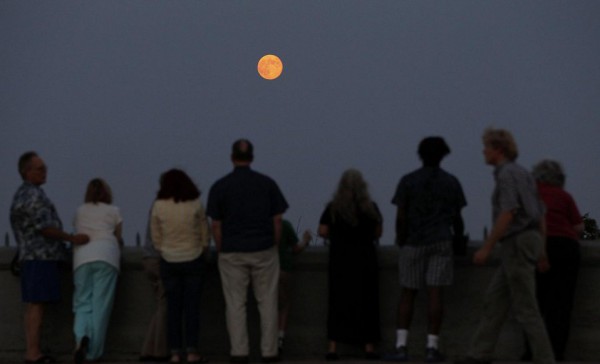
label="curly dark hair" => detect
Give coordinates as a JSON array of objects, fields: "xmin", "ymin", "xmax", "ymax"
[
  {"xmin": 418, "ymin": 137, "xmax": 450, "ymax": 166},
  {"xmin": 156, "ymin": 169, "xmax": 200, "ymax": 202}
]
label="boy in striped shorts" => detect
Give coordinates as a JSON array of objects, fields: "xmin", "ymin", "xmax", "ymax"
[{"xmin": 385, "ymin": 137, "xmax": 467, "ymax": 363}]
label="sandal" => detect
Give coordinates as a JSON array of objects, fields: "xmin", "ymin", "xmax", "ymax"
[
  {"xmin": 325, "ymin": 352, "xmax": 339, "ymax": 361},
  {"xmin": 188, "ymin": 357, "xmax": 209, "ymax": 364},
  {"xmin": 74, "ymin": 336, "xmax": 89, "ymax": 364},
  {"xmin": 24, "ymin": 355, "xmax": 57, "ymax": 364},
  {"xmin": 365, "ymin": 351, "xmax": 380, "ymax": 360}
]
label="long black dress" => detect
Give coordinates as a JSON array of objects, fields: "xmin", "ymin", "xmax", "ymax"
[{"xmin": 319, "ymin": 202, "xmax": 381, "ymax": 344}]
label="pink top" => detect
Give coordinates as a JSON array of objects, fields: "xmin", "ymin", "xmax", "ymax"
[{"xmin": 538, "ymin": 183, "xmax": 582, "ymax": 241}]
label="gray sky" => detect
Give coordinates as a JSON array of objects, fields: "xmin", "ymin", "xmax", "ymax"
[{"xmin": 2, "ymin": 1, "xmax": 599, "ymax": 246}]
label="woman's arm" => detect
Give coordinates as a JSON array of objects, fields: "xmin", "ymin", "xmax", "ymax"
[
  {"xmin": 211, "ymin": 220, "xmax": 222, "ymax": 253},
  {"xmin": 114, "ymin": 222, "xmax": 124, "ymax": 247},
  {"xmin": 318, "ymin": 224, "xmax": 329, "ymax": 239},
  {"xmin": 198, "ymin": 203, "xmax": 211, "ymax": 248},
  {"xmin": 292, "ymin": 230, "xmax": 312, "ymax": 254}
]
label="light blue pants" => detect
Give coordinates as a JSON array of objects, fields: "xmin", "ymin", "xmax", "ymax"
[{"xmin": 73, "ymin": 261, "xmax": 118, "ymax": 360}]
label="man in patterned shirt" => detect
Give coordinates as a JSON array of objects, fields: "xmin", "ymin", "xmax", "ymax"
[
  {"xmin": 10, "ymin": 151, "xmax": 89, "ymax": 364},
  {"xmin": 456, "ymin": 129, "xmax": 554, "ymax": 364}
]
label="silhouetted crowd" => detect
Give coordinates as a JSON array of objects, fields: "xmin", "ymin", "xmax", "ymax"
[{"xmin": 11, "ymin": 129, "xmax": 582, "ymax": 364}]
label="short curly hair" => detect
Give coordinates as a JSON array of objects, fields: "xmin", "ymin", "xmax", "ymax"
[
  {"xmin": 418, "ymin": 136, "xmax": 450, "ymax": 166},
  {"xmin": 532, "ymin": 159, "xmax": 565, "ymax": 187}
]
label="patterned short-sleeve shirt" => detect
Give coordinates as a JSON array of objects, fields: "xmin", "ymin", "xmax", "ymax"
[
  {"xmin": 10, "ymin": 182, "xmax": 68, "ymax": 261},
  {"xmin": 492, "ymin": 161, "xmax": 544, "ymax": 238}
]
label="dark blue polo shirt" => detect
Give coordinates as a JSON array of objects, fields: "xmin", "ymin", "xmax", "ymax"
[{"xmin": 207, "ymin": 166, "xmax": 288, "ymax": 253}]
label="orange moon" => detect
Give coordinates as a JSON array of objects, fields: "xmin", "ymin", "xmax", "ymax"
[{"xmin": 257, "ymin": 54, "xmax": 283, "ymax": 80}]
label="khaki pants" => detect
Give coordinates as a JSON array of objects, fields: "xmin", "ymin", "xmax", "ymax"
[
  {"xmin": 469, "ymin": 230, "xmax": 555, "ymax": 364},
  {"xmin": 218, "ymin": 247, "xmax": 279, "ymax": 357}
]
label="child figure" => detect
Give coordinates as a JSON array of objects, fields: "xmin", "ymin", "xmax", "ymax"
[{"xmin": 278, "ymin": 219, "xmax": 312, "ymax": 353}]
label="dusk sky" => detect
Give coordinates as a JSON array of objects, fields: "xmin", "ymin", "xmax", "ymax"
[{"xmin": 2, "ymin": 1, "xmax": 599, "ymax": 246}]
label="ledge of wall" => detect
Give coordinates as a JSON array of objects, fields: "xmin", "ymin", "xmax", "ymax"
[{"xmin": 1, "ymin": 241, "xmax": 599, "ymax": 362}]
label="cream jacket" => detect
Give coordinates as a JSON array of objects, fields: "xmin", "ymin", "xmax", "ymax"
[{"xmin": 150, "ymin": 198, "xmax": 210, "ymax": 263}]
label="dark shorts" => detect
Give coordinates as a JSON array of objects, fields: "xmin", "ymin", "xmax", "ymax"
[{"xmin": 21, "ymin": 260, "xmax": 61, "ymax": 303}]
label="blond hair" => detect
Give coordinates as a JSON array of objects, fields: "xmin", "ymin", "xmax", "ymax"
[
  {"xmin": 85, "ymin": 178, "xmax": 113, "ymax": 204},
  {"xmin": 482, "ymin": 127, "xmax": 519, "ymax": 161},
  {"xmin": 329, "ymin": 169, "xmax": 378, "ymax": 226}
]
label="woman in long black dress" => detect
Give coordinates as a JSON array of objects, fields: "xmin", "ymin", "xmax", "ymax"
[{"xmin": 318, "ymin": 169, "xmax": 383, "ymax": 361}]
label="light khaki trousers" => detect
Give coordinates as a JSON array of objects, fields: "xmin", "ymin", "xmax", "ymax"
[
  {"xmin": 218, "ymin": 247, "xmax": 280, "ymax": 357},
  {"xmin": 469, "ymin": 230, "xmax": 555, "ymax": 364}
]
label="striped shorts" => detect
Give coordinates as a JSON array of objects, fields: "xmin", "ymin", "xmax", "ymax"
[{"xmin": 397, "ymin": 240, "xmax": 453, "ymax": 289}]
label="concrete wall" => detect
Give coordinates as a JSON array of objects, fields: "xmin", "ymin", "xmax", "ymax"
[{"xmin": 1, "ymin": 242, "xmax": 600, "ymax": 362}]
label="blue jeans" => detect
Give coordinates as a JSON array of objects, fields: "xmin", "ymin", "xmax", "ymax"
[{"xmin": 160, "ymin": 255, "xmax": 205, "ymax": 354}]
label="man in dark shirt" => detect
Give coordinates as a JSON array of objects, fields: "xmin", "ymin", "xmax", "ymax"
[
  {"xmin": 207, "ymin": 139, "xmax": 288, "ymax": 363},
  {"xmin": 10, "ymin": 151, "xmax": 89, "ymax": 364},
  {"xmin": 387, "ymin": 137, "xmax": 466, "ymax": 363}
]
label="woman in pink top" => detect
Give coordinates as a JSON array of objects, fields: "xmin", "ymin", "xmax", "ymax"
[{"xmin": 529, "ymin": 160, "xmax": 583, "ymax": 361}]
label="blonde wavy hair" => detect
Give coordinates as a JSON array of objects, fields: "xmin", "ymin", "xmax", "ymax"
[
  {"xmin": 482, "ymin": 127, "xmax": 519, "ymax": 161},
  {"xmin": 329, "ymin": 169, "xmax": 378, "ymax": 226}
]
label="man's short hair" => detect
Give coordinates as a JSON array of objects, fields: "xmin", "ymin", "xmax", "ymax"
[
  {"xmin": 18, "ymin": 151, "xmax": 38, "ymax": 179},
  {"xmin": 482, "ymin": 128, "xmax": 519, "ymax": 161},
  {"xmin": 418, "ymin": 137, "xmax": 450, "ymax": 166},
  {"xmin": 231, "ymin": 139, "xmax": 254, "ymax": 162}
]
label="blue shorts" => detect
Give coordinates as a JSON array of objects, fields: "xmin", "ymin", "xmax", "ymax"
[{"xmin": 21, "ymin": 260, "xmax": 61, "ymax": 303}]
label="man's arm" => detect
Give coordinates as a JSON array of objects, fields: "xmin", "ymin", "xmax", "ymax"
[
  {"xmin": 473, "ymin": 210, "xmax": 514, "ymax": 265},
  {"xmin": 452, "ymin": 212, "xmax": 467, "ymax": 255},
  {"xmin": 41, "ymin": 227, "xmax": 89, "ymax": 245},
  {"xmin": 395, "ymin": 206, "xmax": 408, "ymax": 246},
  {"xmin": 114, "ymin": 222, "xmax": 124, "ymax": 247},
  {"xmin": 453, "ymin": 213, "xmax": 465, "ymax": 238},
  {"xmin": 273, "ymin": 214, "xmax": 283, "ymax": 246},
  {"xmin": 211, "ymin": 220, "xmax": 222, "ymax": 253}
]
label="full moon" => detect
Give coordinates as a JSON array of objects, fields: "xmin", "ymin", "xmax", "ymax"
[{"xmin": 257, "ymin": 54, "xmax": 283, "ymax": 80}]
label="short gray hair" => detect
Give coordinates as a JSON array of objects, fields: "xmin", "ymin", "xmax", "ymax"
[
  {"xmin": 18, "ymin": 151, "xmax": 38, "ymax": 179},
  {"xmin": 532, "ymin": 159, "xmax": 565, "ymax": 187}
]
